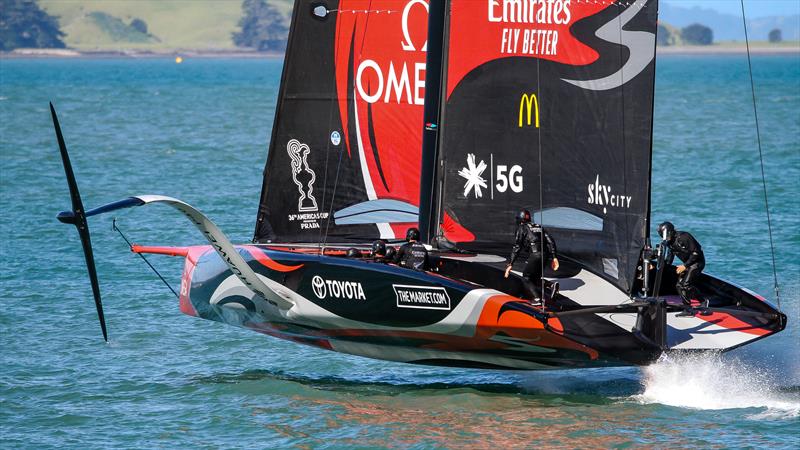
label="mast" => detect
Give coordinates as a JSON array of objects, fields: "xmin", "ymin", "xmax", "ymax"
[{"xmin": 418, "ymin": 0, "xmax": 446, "ymax": 243}]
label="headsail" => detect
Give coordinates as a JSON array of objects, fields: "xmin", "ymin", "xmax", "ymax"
[
  {"xmin": 433, "ymin": 0, "xmax": 659, "ymax": 293},
  {"xmin": 255, "ymin": 0, "xmax": 429, "ymax": 243}
]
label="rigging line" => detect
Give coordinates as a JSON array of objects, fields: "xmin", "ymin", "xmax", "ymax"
[
  {"xmin": 645, "ymin": 0, "xmax": 658, "ymax": 241},
  {"xmin": 112, "ymin": 219, "xmax": 179, "ymax": 299},
  {"xmin": 317, "ymin": 106, "xmax": 336, "ymax": 256},
  {"xmin": 318, "ymin": 7, "xmax": 347, "ymax": 255},
  {"xmin": 618, "ymin": 0, "xmax": 629, "ymax": 293},
  {"xmin": 536, "ymin": 56, "xmax": 544, "ymax": 294},
  {"xmin": 322, "ymin": 6, "xmax": 369, "ymax": 252},
  {"xmin": 354, "ymin": 1, "xmax": 390, "ymax": 241},
  {"xmin": 322, "ymin": 142, "xmax": 345, "ymax": 252},
  {"xmin": 357, "ymin": 2, "xmax": 385, "ymax": 217},
  {"xmin": 740, "ymin": 0, "xmax": 781, "ymax": 310},
  {"xmin": 358, "ymin": 0, "xmax": 374, "ymax": 56}
]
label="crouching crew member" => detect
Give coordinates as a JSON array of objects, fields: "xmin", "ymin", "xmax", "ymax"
[
  {"xmin": 371, "ymin": 239, "xmax": 395, "ymax": 263},
  {"xmin": 394, "ymin": 228, "xmax": 429, "ymax": 271},
  {"xmin": 658, "ymin": 221, "xmax": 707, "ymax": 315},
  {"xmin": 504, "ymin": 209, "xmax": 559, "ymax": 303}
]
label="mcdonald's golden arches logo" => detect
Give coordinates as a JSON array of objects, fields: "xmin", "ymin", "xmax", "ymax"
[{"xmin": 518, "ymin": 93, "xmax": 540, "ymax": 128}]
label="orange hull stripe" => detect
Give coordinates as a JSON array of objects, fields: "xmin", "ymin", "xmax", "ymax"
[{"xmin": 241, "ymin": 245, "xmax": 304, "ymax": 272}]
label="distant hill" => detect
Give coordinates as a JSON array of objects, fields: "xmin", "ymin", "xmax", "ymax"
[
  {"xmin": 29, "ymin": 1, "xmax": 800, "ymax": 52},
  {"xmin": 660, "ymin": 3, "xmax": 800, "ymax": 42},
  {"xmin": 37, "ymin": 0, "xmax": 294, "ymax": 51}
]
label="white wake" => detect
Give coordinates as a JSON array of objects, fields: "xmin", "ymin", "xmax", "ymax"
[{"xmin": 633, "ymin": 352, "xmax": 800, "ymax": 419}]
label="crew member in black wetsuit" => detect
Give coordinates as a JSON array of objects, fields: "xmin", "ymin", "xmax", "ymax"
[
  {"xmin": 393, "ymin": 228, "xmax": 429, "ymax": 270},
  {"xmin": 504, "ymin": 210, "xmax": 559, "ymax": 303},
  {"xmin": 659, "ymin": 221, "xmax": 707, "ymax": 315}
]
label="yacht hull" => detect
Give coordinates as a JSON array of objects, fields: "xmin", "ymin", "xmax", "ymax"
[{"xmin": 171, "ymin": 245, "xmax": 784, "ymax": 370}]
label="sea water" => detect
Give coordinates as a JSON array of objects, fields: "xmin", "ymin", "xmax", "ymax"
[{"xmin": 1, "ymin": 55, "xmax": 798, "ymax": 448}]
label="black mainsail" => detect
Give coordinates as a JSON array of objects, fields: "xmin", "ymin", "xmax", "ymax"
[{"xmin": 431, "ymin": 0, "xmax": 659, "ymax": 293}]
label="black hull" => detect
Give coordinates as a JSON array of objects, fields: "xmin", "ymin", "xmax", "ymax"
[{"xmin": 171, "ymin": 244, "xmax": 784, "ymax": 370}]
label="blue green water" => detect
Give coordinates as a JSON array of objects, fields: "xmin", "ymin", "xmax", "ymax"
[{"xmin": 1, "ymin": 55, "xmax": 798, "ymax": 448}]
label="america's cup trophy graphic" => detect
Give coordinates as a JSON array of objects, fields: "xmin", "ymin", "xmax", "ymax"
[{"xmin": 287, "ymin": 139, "xmax": 318, "ymax": 212}]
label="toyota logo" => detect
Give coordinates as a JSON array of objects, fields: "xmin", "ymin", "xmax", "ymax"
[{"xmin": 311, "ymin": 275, "xmax": 326, "ymax": 299}]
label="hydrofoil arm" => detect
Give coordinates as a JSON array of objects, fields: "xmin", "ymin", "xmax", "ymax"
[{"xmin": 58, "ymin": 195, "xmax": 295, "ymax": 311}]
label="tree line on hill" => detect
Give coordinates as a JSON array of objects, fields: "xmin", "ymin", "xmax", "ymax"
[
  {"xmin": 1, "ymin": 0, "xmax": 157, "ymax": 50},
  {"xmin": 0, "ymin": 0, "xmax": 288, "ymax": 52},
  {"xmin": 234, "ymin": 0, "xmax": 288, "ymax": 51},
  {"xmin": 657, "ymin": 21, "xmax": 783, "ymax": 46},
  {"xmin": 0, "ymin": 0, "xmax": 65, "ymax": 50},
  {"xmin": 658, "ymin": 22, "xmax": 714, "ymax": 46}
]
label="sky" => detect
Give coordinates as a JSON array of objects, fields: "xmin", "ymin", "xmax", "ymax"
[{"xmin": 663, "ymin": 0, "xmax": 800, "ymax": 19}]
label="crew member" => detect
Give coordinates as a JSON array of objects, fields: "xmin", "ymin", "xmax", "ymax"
[
  {"xmin": 504, "ymin": 210, "xmax": 559, "ymax": 303},
  {"xmin": 371, "ymin": 239, "xmax": 391, "ymax": 263},
  {"xmin": 394, "ymin": 227, "xmax": 429, "ymax": 271},
  {"xmin": 658, "ymin": 221, "xmax": 706, "ymax": 314}
]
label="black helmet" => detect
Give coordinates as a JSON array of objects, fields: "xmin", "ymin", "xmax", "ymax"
[
  {"xmin": 346, "ymin": 247, "xmax": 362, "ymax": 258},
  {"xmin": 516, "ymin": 209, "xmax": 532, "ymax": 224},
  {"xmin": 371, "ymin": 239, "xmax": 387, "ymax": 257},
  {"xmin": 385, "ymin": 247, "xmax": 396, "ymax": 260},
  {"xmin": 406, "ymin": 227, "xmax": 420, "ymax": 242},
  {"xmin": 658, "ymin": 221, "xmax": 675, "ymax": 242}
]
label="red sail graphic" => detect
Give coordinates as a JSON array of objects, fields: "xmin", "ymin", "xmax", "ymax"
[
  {"xmin": 334, "ymin": 1, "xmax": 429, "ymax": 237},
  {"xmin": 446, "ymin": 1, "xmax": 606, "ymax": 97}
]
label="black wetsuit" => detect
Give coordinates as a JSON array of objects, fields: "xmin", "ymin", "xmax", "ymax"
[
  {"xmin": 394, "ymin": 241, "xmax": 428, "ymax": 271},
  {"xmin": 509, "ymin": 222, "xmax": 557, "ymax": 298},
  {"xmin": 665, "ymin": 231, "xmax": 705, "ymax": 305}
]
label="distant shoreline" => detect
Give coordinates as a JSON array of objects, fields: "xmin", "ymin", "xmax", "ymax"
[
  {"xmin": 2, "ymin": 45, "xmax": 798, "ymax": 59},
  {"xmin": 1, "ymin": 48, "xmax": 284, "ymax": 59},
  {"xmin": 657, "ymin": 45, "xmax": 800, "ymax": 55}
]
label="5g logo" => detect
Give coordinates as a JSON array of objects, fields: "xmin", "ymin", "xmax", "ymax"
[
  {"xmin": 495, "ymin": 164, "xmax": 523, "ymax": 193},
  {"xmin": 460, "ymin": 154, "xmax": 523, "ymax": 199}
]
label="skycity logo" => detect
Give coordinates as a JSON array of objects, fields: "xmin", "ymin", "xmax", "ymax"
[
  {"xmin": 459, "ymin": 154, "xmax": 523, "ymax": 199},
  {"xmin": 311, "ymin": 275, "xmax": 366, "ymax": 301},
  {"xmin": 587, "ymin": 175, "xmax": 632, "ymax": 214}
]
